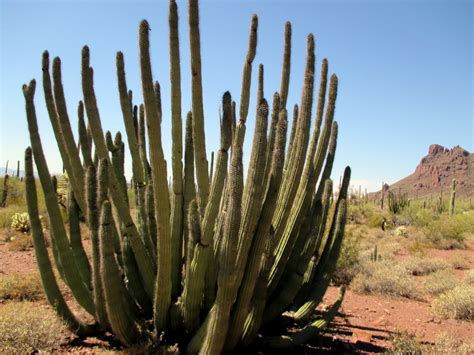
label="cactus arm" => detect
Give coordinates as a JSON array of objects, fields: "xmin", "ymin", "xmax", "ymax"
[
  {"xmin": 263, "ymin": 179, "xmax": 332, "ymax": 322},
  {"xmin": 198, "ymin": 144, "xmax": 244, "ymax": 355},
  {"xmin": 449, "ymin": 179, "xmax": 456, "ymax": 215},
  {"xmin": 78, "ymin": 101, "xmax": 93, "ymax": 168},
  {"xmin": 25, "ymin": 147, "xmax": 96, "ymax": 336},
  {"xmin": 279, "ymin": 22, "xmax": 291, "ymax": 109},
  {"xmin": 238, "ymin": 15, "xmax": 258, "ymax": 125},
  {"xmin": 41, "ymin": 52, "xmax": 85, "ymax": 212},
  {"xmin": 188, "ymin": 0, "xmax": 210, "ymax": 213},
  {"xmin": 67, "ymin": 184, "xmax": 92, "ymax": 289},
  {"xmin": 169, "ymin": 0, "xmax": 185, "ymax": 300},
  {"xmin": 279, "ymin": 119, "xmax": 338, "ymax": 299},
  {"xmin": 183, "ymin": 112, "xmax": 196, "ymax": 267},
  {"xmin": 139, "ymin": 20, "xmax": 172, "ymax": 330},
  {"xmin": 226, "ymin": 108, "xmax": 288, "ymax": 350},
  {"xmin": 85, "ymin": 165, "xmax": 110, "ymax": 329},
  {"xmin": 265, "ymin": 287, "xmax": 345, "ymax": 348},
  {"xmin": 240, "ymin": 228, "xmax": 275, "ymax": 346},
  {"xmin": 270, "ymin": 36, "xmax": 315, "ymax": 265},
  {"xmin": 138, "ymin": 104, "xmax": 150, "ymax": 183},
  {"xmin": 283, "ymin": 103, "xmax": 298, "ymax": 172},
  {"xmin": 181, "ymin": 92, "xmax": 232, "ymax": 333},
  {"xmin": 181, "ymin": 200, "xmax": 204, "ymax": 332},
  {"xmin": 236, "ymin": 99, "xmax": 269, "ymax": 268},
  {"xmin": 263, "ymin": 92, "xmax": 280, "ymax": 185},
  {"xmin": 116, "ymin": 52, "xmax": 145, "ymax": 186},
  {"xmin": 268, "ymin": 73, "xmax": 337, "ymax": 295},
  {"xmin": 293, "ymin": 167, "xmax": 350, "ymax": 322},
  {"xmin": 52, "ymin": 57, "xmax": 86, "ymax": 206},
  {"xmin": 81, "ymin": 46, "xmax": 156, "ymax": 297},
  {"xmin": 209, "ymin": 151, "xmax": 214, "ymax": 183},
  {"xmin": 24, "ymin": 80, "xmax": 95, "ymax": 315},
  {"xmin": 99, "ymin": 200, "xmax": 141, "ymax": 346}
]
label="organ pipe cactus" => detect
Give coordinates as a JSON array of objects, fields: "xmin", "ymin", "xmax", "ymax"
[{"xmin": 23, "ymin": 0, "xmax": 351, "ymax": 353}]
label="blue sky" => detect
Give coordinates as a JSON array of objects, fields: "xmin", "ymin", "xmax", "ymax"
[{"xmin": 1, "ymin": 0, "xmax": 472, "ymax": 192}]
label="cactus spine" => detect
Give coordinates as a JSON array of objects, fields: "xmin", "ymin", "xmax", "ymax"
[{"xmin": 23, "ymin": 0, "xmax": 351, "ymax": 352}]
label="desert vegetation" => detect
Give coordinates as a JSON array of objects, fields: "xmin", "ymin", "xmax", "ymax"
[{"xmin": 0, "ymin": 0, "xmax": 473, "ymax": 353}]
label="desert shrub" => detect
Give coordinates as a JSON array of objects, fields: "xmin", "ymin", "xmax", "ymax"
[
  {"xmin": 10, "ymin": 212, "xmax": 30, "ymax": 233},
  {"xmin": 449, "ymin": 254, "xmax": 470, "ymax": 270},
  {"xmin": 333, "ymin": 231, "xmax": 361, "ymax": 285},
  {"xmin": 425, "ymin": 214, "xmax": 474, "ymax": 249},
  {"xmin": 0, "ymin": 176, "xmax": 25, "ymax": 206},
  {"xmin": 399, "ymin": 205, "xmax": 435, "ymax": 227},
  {"xmin": 387, "ymin": 331, "xmax": 424, "ymax": 354},
  {"xmin": 0, "ymin": 301, "xmax": 67, "ymax": 353},
  {"xmin": 0, "ymin": 273, "xmax": 43, "ymax": 301},
  {"xmin": 393, "ymin": 226, "xmax": 408, "ymax": 237},
  {"xmin": 424, "ymin": 269, "xmax": 458, "ymax": 296},
  {"xmin": 465, "ymin": 270, "xmax": 474, "ymax": 285},
  {"xmin": 0, "ymin": 205, "xmax": 24, "ymax": 228},
  {"xmin": 402, "ymin": 256, "xmax": 448, "ymax": 276},
  {"xmin": 7, "ymin": 233, "xmax": 33, "ymax": 251},
  {"xmin": 351, "ymin": 260, "xmax": 421, "ymax": 299},
  {"xmin": 388, "ymin": 332, "xmax": 474, "ymax": 355},
  {"xmin": 367, "ymin": 213, "xmax": 385, "ymax": 229},
  {"xmin": 432, "ymin": 284, "xmax": 474, "ymax": 320}
]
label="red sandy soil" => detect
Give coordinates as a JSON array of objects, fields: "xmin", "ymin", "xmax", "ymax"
[{"xmin": 1, "ymin": 233, "xmax": 473, "ymax": 354}]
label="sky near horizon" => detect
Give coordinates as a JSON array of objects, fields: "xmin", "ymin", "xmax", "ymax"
[{"xmin": 1, "ymin": 0, "xmax": 472, "ymax": 192}]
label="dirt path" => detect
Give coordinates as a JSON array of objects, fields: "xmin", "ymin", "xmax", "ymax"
[{"xmin": 1, "ymin": 231, "xmax": 473, "ymax": 353}]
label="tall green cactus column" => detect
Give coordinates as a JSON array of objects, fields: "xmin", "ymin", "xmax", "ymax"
[{"xmin": 449, "ymin": 179, "xmax": 456, "ymax": 216}]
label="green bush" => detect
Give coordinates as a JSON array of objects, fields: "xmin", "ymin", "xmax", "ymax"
[
  {"xmin": 432, "ymin": 284, "xmax": 474, "ymax": 320},
  {"xmin": 0, "ymin": 273, "xmax": 43, "ymax": 301},
  {"xmin": 332, "ymin": 231, "xmax": 361, "ymax": 285},
  {"xmin": 0, "ymin": 176, "xmax": 25, "ymax": 206},
  {"xmin": 0, "ymin": 301, "xmax": 67, "ymax": 353},
  {"xmin": 0, "ymin": 205, "xmax": 25, "ymax": 229},
  {"xmin": 367, "ymin": 214, "xmax": 385, "ymax": 229},
  {"xmin": 399, "ymin": 205, "xmax": 435, "ymax": 227},
  {"xmin": 424, "ymin": 213, "xmax": 474, "ymax": 249}
]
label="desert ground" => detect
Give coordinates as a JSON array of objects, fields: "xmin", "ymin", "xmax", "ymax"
[{"xmin": 1, "ymin": 173, "xmax": 473, "ymax": 354}]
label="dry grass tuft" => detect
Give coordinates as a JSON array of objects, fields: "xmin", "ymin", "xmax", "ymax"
[
  {"xmin": 7, "ymin": 233, "xmax": 33, "ymax": 251},
  {"xmin": 0, "ymin": 273, "xmax": 43, "ymax": 301},
  {"xmin": 351, "ymin": 260, "xmax": 422, "ymax": 299},
  {"xmin": 402, "ymin": 256, "xmax": 449, "ymax": 276},
  {"xmin": 449, "ymin": 254, "xmax": 470, "ymax": 270},
  {"xmin": 432, "ymin": 284, "xmax": 474, "ymax": 320},
  {"xmin": 388, "ymin": 332, "xmax": 474, "ymax": 354},
  {"xmin": 0, "ymin": 301, "xmax": 67, "ymax": 353},
  {"xmin": 424, "ymin": 269, "xmax": 458, "ymax": 296}
]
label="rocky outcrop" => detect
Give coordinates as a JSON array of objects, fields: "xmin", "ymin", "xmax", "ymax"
[{"xmin": 376, "ymin": 145, "xmax": 472, "ymax": 198}]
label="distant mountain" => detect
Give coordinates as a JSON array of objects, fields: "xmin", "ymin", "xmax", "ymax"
[{"xmin": 375, "ymin": 144, "xmax": 473, "ymax": 199}]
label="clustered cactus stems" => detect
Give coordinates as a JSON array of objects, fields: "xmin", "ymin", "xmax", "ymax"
[
  {"xmin": 10, "ymin": 212, "xmax": 31, "ymax": 233},
  {"xmin": 388, "ymin": 189, "xmax": 409, "ymax": 214},
  {"xmin": 449, "ymin": 179, "xmax": 456, "ymax": 216},
  {"xmin": 23, "ymin": 0, "xmax": 350, "ymax": 353}
]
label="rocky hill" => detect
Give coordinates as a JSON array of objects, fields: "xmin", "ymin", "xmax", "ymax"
[{"xmin": 376, "ymin": 144, "xmax": 473, "ymax": 199}]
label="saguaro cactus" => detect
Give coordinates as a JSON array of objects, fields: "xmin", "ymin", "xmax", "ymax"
[
  {"xmin": 449, "ymin": 178, "xmax": 456, "ymax": 216},
  {"xmin": 23, "ymin": 0, "xmax": 351, "ymax": 353}
]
